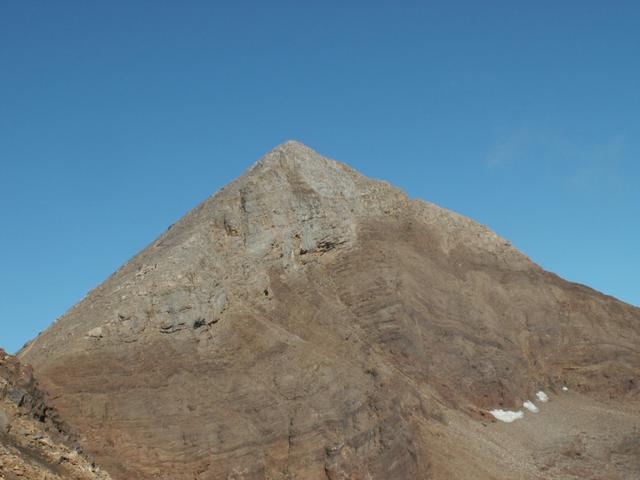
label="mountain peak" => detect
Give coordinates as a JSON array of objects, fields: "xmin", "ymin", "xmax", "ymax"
[
  {"xmin": 259, "ymin": 139, "xmax": 321, "ymax": 166},
  {"xmin": 246, "ymin": 140, "xmax": 352, "ymax": 180},
  {"xmin": 17, "ymin": 142, "xmax": 640, "ymax": 480},
  {"xmin": 271, "ymin": 139, "xmax": 311, "ymax": 153}
]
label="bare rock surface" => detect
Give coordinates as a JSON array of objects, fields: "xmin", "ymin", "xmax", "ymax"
[
  {"xmin": 0, "ymin": 349, "xmax": 111, "ymax": 480},
  {"xmin": 17, "ymin": 141, "xmax": 640, "ymax": 479}
]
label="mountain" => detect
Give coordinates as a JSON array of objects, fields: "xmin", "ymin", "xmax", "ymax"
[
  {"xmin": 18, "ymin": 141, "xmax": 640, "ymax": 479},
  {"xmin": 0, "ymin": 349, "xmax": 111, "ymax": 479}
]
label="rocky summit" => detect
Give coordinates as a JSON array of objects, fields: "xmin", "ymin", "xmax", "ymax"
[{"xmin": 13, "ymin": 141, "xmax": 640, "ymax": 479}]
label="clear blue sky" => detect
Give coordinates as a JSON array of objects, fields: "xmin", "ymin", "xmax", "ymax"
[{"xmin": 1, "ymin": 2, "xmax": 638, "ymax": 354}]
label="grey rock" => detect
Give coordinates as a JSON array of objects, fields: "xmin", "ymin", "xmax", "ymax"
[
  {"xmin": 86, "ymin": 327, "xmax": 103, "ymax": 339},
  {"xmin": 0, "ymin": 407, "xmax": 10, "ymax": 433},
  {"xmin": 16, "ymin": 141, "xmax": 640, "ymax": 480},
  {"xmin": 6, "ymin": 388, "xmax": 24, "ymax": 407}
]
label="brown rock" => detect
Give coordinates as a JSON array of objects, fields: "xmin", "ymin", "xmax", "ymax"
[
  {"xmin": 0, "ymin": 349, "xmax": 111, "ymax": 480},
  {"xmin": 17, "ymin": 141, "xmax": 640, "ymax": 479}
]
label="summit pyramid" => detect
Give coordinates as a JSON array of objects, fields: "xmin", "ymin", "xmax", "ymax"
[{"xmin": 18, "ymin": 142, "xmax": 640, "ymax": 479}]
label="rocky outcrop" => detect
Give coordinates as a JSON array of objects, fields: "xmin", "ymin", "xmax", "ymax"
[
  {"xmin": 0, "ymin": 349, "xmax": 111, "ymax": 479},
  {"xmin": 18, "ymin": 141, "xmax": 640, "ymax": 479}
]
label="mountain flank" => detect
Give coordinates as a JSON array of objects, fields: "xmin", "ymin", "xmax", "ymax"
[
  {"xmin": 0, "ymin": 349, "xmax": 111, "ymax": 479},
  {"xmin": 15, "ymin": 141, "xmax": 640, "ymax": 479}
]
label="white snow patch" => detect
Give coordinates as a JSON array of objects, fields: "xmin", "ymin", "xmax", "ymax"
[
  {"xmin": 490, "ymin": 409, "xmax": 524, "ymax": 423},
  {"xmin": 523, "ymin": 400, "xmax": 539, "ymax": 413},
  {"xmin": 536, "ymin": 390, "xmax": 549, "ymax": 402},
  {"xmin": 562, "ymin": 386, "xmax": 569, "ymax": 392}
]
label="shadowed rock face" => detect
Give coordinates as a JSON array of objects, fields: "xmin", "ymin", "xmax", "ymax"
[{"xmin": 18, "ymin": 142, "xmax": 640, "ymax": 479}]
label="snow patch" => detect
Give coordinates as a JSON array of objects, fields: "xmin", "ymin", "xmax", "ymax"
[
  {"xmin": 523, "ymin": 400, "xmax": 539, "ymax": 413},
  {"xmin": 536, "ymin": 390, "xmax": 549, "ymax": 402},
  {"xmin": 490, "ymin": 409, "xmax": 524, "ymax": 423}
]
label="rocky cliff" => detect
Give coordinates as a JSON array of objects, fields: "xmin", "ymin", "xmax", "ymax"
[{"xmin": 18, "ymin": 141, "xmax": 640, "ymax": 479}]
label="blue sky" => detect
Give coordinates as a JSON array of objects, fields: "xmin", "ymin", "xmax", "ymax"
[{"xmin": 1, "ymin": 1, "xmax": 638, "ymax": 353}]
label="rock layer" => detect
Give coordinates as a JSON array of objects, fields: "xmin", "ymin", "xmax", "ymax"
[
  {"xmin": 18, "ymin": 142, "xmax": 640, "ymax": 479},
  {"xmin": 0, "ymin": 349, "xmax": 111, "ymax": 480}
]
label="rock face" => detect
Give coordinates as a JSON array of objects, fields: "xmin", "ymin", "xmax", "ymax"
[
  {"xmin": 0, "ymin": 349, "xmax": 111, "ymax": 480},
  {"xmin": 18, "ymin": 142, "xmax": 640, "ymax": 479}
]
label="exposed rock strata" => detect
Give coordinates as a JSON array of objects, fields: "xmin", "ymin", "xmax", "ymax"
[
  {"xmin": 18, "ymin": 141, "xmax": 640, "ymax": 479},
  {"xmin": 0, "ymin": 349, "xmax": 111, "ymax": 480}
]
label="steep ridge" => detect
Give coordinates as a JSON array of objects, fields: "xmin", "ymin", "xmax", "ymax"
[
  {"xmin": 0, "ymin": 349, "xmax": 111, "ymax": 479},
  {"xmin": 18, "ymin": 142, "xmax": 640, "ymax": 479}
]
